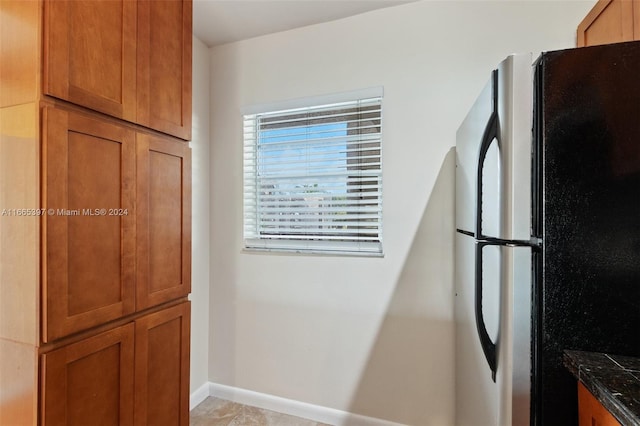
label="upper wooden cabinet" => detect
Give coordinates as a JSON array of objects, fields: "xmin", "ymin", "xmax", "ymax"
[
  {"xmin": 43, "ymin": 0, "xmax": 138, "ymax": 123},
  {"xmin": 137, "ymin": 0, "xmax": 193, "ymax": 140},
  {"xmin": 577, "ymin": 0, "xmax": 640, "ymax": 47},
  {"xmin": 43, "ymin": 0, "xmax": 192, "ymax": 140}
]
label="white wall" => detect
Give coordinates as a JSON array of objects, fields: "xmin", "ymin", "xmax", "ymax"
[
  {"xmin": 190, "ymin": 35, "xmax": 211, "ymax": 395},
  {"xmin": 208, "ymin": 1, "xmax": 594, "ymax": 424}
]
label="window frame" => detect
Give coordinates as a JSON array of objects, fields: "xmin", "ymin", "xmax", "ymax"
[{"xmin": 242, "ymin": 88, "xmax": 384, "ymax": 256}]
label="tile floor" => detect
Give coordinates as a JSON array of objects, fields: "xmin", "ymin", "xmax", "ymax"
[{"xmin": 190, "ymin": 397, "xmax": 332, "ymax": 426}]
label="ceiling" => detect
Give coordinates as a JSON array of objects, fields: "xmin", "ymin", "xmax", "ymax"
[{"xmin": 193, "ymin": 0, "xmax": 415, "ymax": 47}]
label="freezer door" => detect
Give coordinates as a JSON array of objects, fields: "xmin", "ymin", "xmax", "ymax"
[
  {"xmin": 455, "ymin": 76, "xmax": 494, "ymax": 234},
  {"xmin": 456, "ymin": 54, "xmax": 533, "ymax": 241}
]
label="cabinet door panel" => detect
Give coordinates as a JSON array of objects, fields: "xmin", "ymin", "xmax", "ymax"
[
  {"xmin": 43, "ymin": 107, "xmax": 135, "ymax": 342},
  {"xmin": 41, "ymin": 323, "xmax": 135, "ymax": 426},
  {"xmin": 135, "ymin": 302, "xmax": 190, "ymax": 426},
  {"xmin": 44, "ymin": 0, "xmax": 136, "ymax": 121},
  {"xmin": 577, "ymin": 0, "xmax": 635, "ymax": 46},
  {"xmin": 137, "ymin": 0, "xmax": 192, "ymax": 140},
  {"xmin": 136, "ymin": 134, "xmax": 191, "ymax": 309}
]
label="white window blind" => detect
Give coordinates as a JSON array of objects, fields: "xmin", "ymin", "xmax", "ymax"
[{"xmin": 243, "ymin": 95, "xmax": 383, "ymax": 255}]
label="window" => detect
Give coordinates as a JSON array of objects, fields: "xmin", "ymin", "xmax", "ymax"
[{"xmin": 243, "ymin": 91, "xmax": 383, "ymax": 255}]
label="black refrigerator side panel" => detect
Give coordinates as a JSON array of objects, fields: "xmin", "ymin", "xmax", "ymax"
[
  {"xmin": 538, "ymin": 40, "xmax": 640, "ymax": 425},
  {"xmin": 531, "ymin": 57, "xmax": 545, "ymax": 426}
]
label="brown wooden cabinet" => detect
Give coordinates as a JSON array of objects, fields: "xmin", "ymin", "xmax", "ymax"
[
  {"xmin": 0, "ymin": 1, "xmax": 192, "ymax": 424},
  {"xmin": 41, "ymin": 302, "xmax": 190, "ymax": 426},
  {"xmin": 577, "ymin": 0, "xmax": 640, "ymax": 47},
  {"xmin": 42, "ymin": 107, "xmax": 192, "ymax": 341},
  {"xmin": 578, "ymin": 382, "xmax": 621, "ymax": 426},
  {"xmin": 136, "ymin": 133, "xmax": 192, "ymax": 310},
  {"xmin": 137, "ymin": 0, "xmax": 193, "ymax": 140},
  {"xmin": 43, "ymin": 0, "xmax": 138, "ymax": 123},
  {"xmin": 41, "ymin": 324, "xmax": 136, "ymax": 426},
  {"xmin": 134, "ymin": 302, "xmax": 191, "ymax": 426},
  {"xmin": 43, "ymin": 0, "xmax": 192, "ymax": 140},
  {"xmin": 42, "ymin": 107, "xmax": 137, "ymax": 342}
]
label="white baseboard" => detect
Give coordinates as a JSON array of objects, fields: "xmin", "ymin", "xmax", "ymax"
[
  {"xmin": 190, "ymin": 382, "xmax": 211, "ymax": 410},
  {"xmin": 190, "ymin": 382, "xmax": 406, "ymax": 426}
]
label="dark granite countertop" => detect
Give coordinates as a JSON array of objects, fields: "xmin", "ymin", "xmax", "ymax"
[{"xmin": 564, "ymin": 350, "xmax": 640, "ymax": 425}]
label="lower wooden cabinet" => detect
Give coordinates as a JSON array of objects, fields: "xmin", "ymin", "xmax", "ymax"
[
  {"xmin": 134, "ymin": 303, "xmax": 191, "ymax": 425},
  {"xmin": 41, "ymin": 324, "xmax": 135, "ymax": 426},
  {"xmin": 578, "ymin": 382, "xmax": 621, "ymax": 426},
  {"xmin": 41, "ymin": 302, "xmax": 190, "ymax": 426}
]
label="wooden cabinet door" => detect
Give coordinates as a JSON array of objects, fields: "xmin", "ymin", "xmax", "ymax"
[
  {"xmin": 137, "ymin": 0, "xmax": 192, "ymax": 140},
  {"xmin": 136, "ymin": 134, "xmax": 191, "ymax": 310},
  {"xmin": 44, "ymin": 0, "xmax": 137, "ymax": 121},
  {"xmin": 577, "ymin": 0, "xmax": 638, "ymax": 47},
  {"xmin": 578, "ymin": 382, "xmax": 621, "ymax": 426},
  {"xmin": 43, "ymin": 107, "xmax": 136, "ymax": 342},
  {"xmin": 134, "ymin": 302, "xmax": 190, "ymax": 426},
  {"xmin": 41, "ymin": 323, "xmax": 135, "ymax": 426}
]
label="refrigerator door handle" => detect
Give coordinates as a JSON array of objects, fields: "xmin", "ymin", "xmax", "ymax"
[
  {"xmin": 475, "ymin": 69, "xmax": 500, "ymax": 240},
  {"xmin": 475, "ymin": 240, "xmax": 498, "ymax": 382},
  {"xmin": 474, "ymin": 69, "xmax": 500, "ymax": 381}
]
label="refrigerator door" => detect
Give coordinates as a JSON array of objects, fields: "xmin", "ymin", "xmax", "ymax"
[
  {"xmin": 455, "ymin": 238, "xmax": 532, "ymax": 426},
  {"xmin": 455, "ymin": 232, "xmax": 499, "ymax": 426},
  {"xmin": 455, "ymin": 54, "xmax": 534, "ymax": 426}
]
